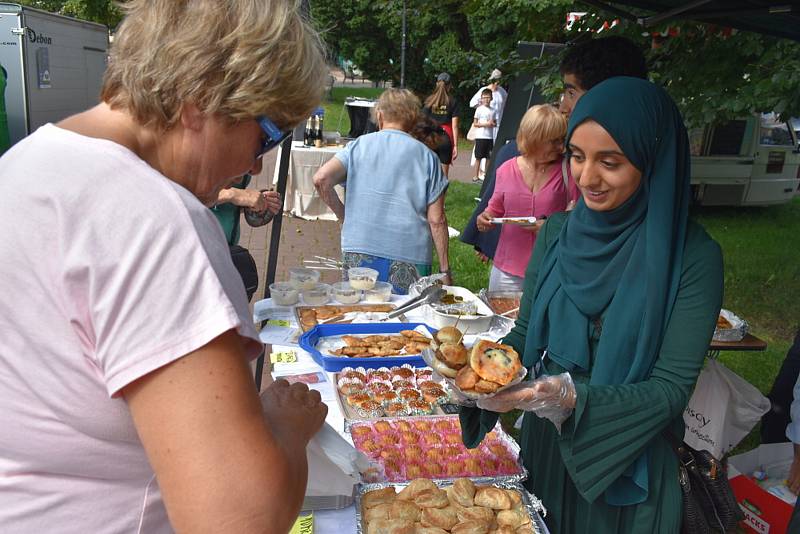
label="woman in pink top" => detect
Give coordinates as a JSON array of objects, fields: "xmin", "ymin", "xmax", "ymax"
[{"xmin": 477, "ymin": 105, "xmax": 579, "ymax": 291}]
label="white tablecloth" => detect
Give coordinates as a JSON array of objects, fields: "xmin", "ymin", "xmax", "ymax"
[{"xmin": 266, "ymin": 141, "xmax": 345, "ymax": 221}]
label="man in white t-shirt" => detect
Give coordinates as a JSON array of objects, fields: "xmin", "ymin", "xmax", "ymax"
[
  {"xmin": 469, "ymin": 68, "xmax": 508, "ymax": 140},
  {"xmin": 472, "ymin": 88, "xmax": 497, "ymax": 182}
]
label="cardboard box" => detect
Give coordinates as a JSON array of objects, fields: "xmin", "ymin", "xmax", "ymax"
[{"xmin": 728, "ymin": 442, "xmax": 796, "ymax": 534}]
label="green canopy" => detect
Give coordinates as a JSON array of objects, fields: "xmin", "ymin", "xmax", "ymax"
[{"xmin": 582, "ymin": 0, "xmax": 800, "ymax": 42}]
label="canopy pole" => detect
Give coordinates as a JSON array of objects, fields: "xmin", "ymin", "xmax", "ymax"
[{"xmin": 254, "ymin": 133, "xmax": 293, "ymax": 392}]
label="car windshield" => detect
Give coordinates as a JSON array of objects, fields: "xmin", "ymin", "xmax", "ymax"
[{"xmin": 760, "ymin": 113, "xmax": 794, "ymax": 146}]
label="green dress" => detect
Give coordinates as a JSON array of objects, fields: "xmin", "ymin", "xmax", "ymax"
[{"xmin": 461, "ymin": 212, "xmax": 723, "ymax": 534}]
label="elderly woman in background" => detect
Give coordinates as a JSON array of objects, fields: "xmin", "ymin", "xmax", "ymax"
[
  {"xmin": 0, "ymin": 1, "xmax": 328, "ymax": 532},
  {"xmin": 314, "ymin": 89, "xmax": 451, "ymax": 293},
  {"xmin": 477, "ymin": 104, "xmax": 579, "ymax": 292}
]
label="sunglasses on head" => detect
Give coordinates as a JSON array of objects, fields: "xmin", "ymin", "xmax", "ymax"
[{"xmin": 256, "ymin": 116, "xmax": 292, "ymax": 157}]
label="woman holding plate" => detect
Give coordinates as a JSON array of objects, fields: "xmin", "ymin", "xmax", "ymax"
[
  {"xmin": 476, "ymin": 104, "xmax": 579, "ymax": 293},
  {"xmin": 461, "ymin": 77, "xmax": 724, "ymax": 533}
]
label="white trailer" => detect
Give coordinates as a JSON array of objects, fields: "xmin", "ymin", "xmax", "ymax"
[
  {"xmin": 687, "ymin": 113, "xmax": 799, "ymax": 206},
  {"xmin": 0, "ymin": 3, "xmax": 107, "ymax": 152}
]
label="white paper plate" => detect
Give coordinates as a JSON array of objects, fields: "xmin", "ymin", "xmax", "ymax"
[{"xmin": 490, "ymin": 216, "xmax": 538, "ymax": 227}]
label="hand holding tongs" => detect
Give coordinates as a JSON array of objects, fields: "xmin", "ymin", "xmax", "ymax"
[{"xmin": 382, "ymin": 285, "xmax": 446, "ymax": 321}]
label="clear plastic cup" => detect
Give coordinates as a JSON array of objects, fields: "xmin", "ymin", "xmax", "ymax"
[
  {"xmin": 347, "ymin": 267, "xmax": 379, "ymax": 290},
  {"xmin": 332, "ymin": 281, "xmax": 362, "ymax": 304},
  {"xmin": 289, "ymin": 268, "xmax": 320, "ymax": 290},
  {"xmin": 364, "ymin": 281, "xmax": 392, "ymax": 302},
  {"xmin": 302, "ymin": 283, "xmax": 332, "ymax": 305},
  {"xmin": 269, "ymin": 282, "xmax": 299, "ymax": 306}
]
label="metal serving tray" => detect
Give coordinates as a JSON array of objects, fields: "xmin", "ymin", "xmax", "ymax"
[{"xmin": 354, "ymin": 479, "xmax": 548, "ymax": 534}]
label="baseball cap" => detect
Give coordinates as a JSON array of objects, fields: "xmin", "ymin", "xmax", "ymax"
[
  {"xmin": 437, "ymin": 72, "xmax": 451, "ymax": 83},
  {"xmin": 489, "ymin": 69, "xmax": 502, "ymax": 81}
]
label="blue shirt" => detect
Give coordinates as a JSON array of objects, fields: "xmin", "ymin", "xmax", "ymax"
[{"xmin": 335, "ymin": 129, "xmax": 448, "ymax": 265}]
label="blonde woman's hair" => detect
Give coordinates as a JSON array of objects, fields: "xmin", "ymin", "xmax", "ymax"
[
  {"xmin": 101, "ymin": 0, "xmax": 327, "ymax": 131},
  {"xmin": 516, "ymin": 105, "xmax": 567, "ymax": 156},
  {"xmin": 423, "ymin": 80, "xmax": 450, "ymax": 111},
  {"xmin": 372, "ymin": 89, "xmax": 420, "ymax": 132}
]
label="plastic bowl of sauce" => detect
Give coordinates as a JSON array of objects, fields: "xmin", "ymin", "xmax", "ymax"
[
  {"xmin": 269, "ymin": 282, "xmax": 299, "ymax": 306},
  {"xmin": 348, "ymin": 267, "xmax": 379, "ymax": 290},
  {"xmin": 364, "ymin": 281, "xmax": 392, "ymax": 303},
  {"xmin": 302, "ymin": 283, "xmax": 332, "ymax": 306},
  {"xmin": 332, "ymin": 281, "xmax": 361, "ymax": 304},
  {"xmin": 289, "ymin": 268, "xmax": 321, "ymax": 290}
]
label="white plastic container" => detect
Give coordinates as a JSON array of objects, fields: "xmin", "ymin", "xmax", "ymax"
[
  {"xmin": 347, "ymin": 267, "xmax": 378, "ymax": 290},
  {"xmin": 425, "ymin": 285, "xmax": 495, "ymax": 333},
  {"xmin": 331, "ymin": 281, "xmax": 361, "ymax": 304},
  {"xmin": 363, "ymin": 281, "xmax": 392, "ymax": 303},
  {"xmin": 269, "ymin": 282, "xmax": 299, "ymax": 306},
  {"xmin": 289, "ymin": 268, "xmax": 321, "ymax": 290},
  {"xmin": 302, "ymin": 283, "xmax": 332, "ymax": 305}
]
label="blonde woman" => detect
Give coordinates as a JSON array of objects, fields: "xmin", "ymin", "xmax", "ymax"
[
  {"xmin": 314, "ymin": 88, "xmax": 451, "ymax": 293},
  {"xmin": 0, "ymin": 1, "xmax": 328, "ymax": 532},
  {"xmin": 477, "ymin": 105, "xmax": 579, "ymax": 292},
  {"xmin": 422, "ymin": 72, "xmax": 460, "ymax": 177}
]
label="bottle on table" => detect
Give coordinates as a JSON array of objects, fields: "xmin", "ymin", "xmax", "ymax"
[
  {"xmin": 314, "ymin": 114, "xmax": 324, "ymax": 148},
  {"xmin": 303, "ymin": 116, "xmax": 313, "ymax": 146}
]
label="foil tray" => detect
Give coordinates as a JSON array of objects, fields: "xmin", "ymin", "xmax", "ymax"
[
  {"xmin": 354, "ymin": 479, "xmax": 548, "ymax": 534},
  {"xmin": 712, "ymin": 308, "xmax": 749, "ymax": 342},
  {"xmin": 346, "ymin": 414, "xmax": 528, "ymax": 485}
]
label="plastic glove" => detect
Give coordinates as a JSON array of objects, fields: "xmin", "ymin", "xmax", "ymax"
[{"xmin": 476, "ymin": 373, "xmax": 577, "ymax": 431}]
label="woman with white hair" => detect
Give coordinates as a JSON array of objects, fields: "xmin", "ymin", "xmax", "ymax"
[{"xmin": 0, "ymin": 1, "xmax": 328, "ymax": 532}]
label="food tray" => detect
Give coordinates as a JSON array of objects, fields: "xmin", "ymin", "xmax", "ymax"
[
  {"xmin": 299, "ymin": 323, "xmax": 437, "ymax": 371},
  {"xmin": 355, "ymin": 479, "xmax": 547, "ymax": 534},
  {"xmin": 423, "ymin": 285, "xmax": 495, "ymax": 333},
  {"xmin": 713, "ymin": 308, "xmax": 748, "ymax": 342},
  {"xmin": 334, "ymin": 366, "xmax": 453, "ymax": 424},
  {"xmin": 348, "ymin": 415, "xmax": 527, "ymax": 484},
  {"xmin": 295, "ymin": 304, "xmax": 397, "ymax": 332}
]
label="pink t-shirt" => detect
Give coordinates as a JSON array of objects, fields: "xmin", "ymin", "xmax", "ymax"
[
  {"xmin": 0, "ymin": 124, "xmax": 262, "ymax": 532},
  {"xmin": 487, "ymin": 156, "xmax": 580, "ymax": 278}
]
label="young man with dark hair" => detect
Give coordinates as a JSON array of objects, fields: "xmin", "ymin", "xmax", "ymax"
[{"xmin": 558, "ymin": 35, "xmax": 648, "ymax": 117}]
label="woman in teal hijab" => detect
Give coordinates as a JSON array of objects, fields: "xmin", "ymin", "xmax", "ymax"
[{"xmin": 460, "ymin": 77, "xmax": 723, "ymax": 533}]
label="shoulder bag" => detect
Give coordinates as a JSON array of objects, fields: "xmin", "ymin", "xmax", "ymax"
[{"xmin": 663, "ymin": 431, "xmax": 743, "ymax": 533}]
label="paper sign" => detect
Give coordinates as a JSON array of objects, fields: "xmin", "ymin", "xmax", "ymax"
[
  {"xmin": 270, "ymin": 351, "xmax": 298, "ymax": 364},
  {"xmin": 289, "ymin": 513, "xmax": 313, "ymax": 534}
]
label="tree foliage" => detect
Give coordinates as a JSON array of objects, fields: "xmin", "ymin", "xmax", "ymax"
[
  {"xmin": 16, "ymin": 0, "xmax": 122, "ymax": 29},
  {"xmin": 311, "ymin": 0, "xmax": 800, "ymax": 128}
]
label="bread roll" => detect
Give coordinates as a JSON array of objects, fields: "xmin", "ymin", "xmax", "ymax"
[
  {"xmin": 414, "ymin": 489, "xmax": 450, "ymax": 509},
  {"xmin": 398, "ymin": 478, "xmax": 437, "ymax": 501},
  {"xmin": 435, "ymin": 326, "xmax": 463, "ymax": 344},
  {"xmin": 437, "ymin": 342, "xmax": 468, "ymax": 369},
  {"xmin": 363, "ymin": 486, "xmax": 397, "ymax": 509},
  {"xmin": 420, "ymin": 506, "xmax": 459, "ymax": 530}
]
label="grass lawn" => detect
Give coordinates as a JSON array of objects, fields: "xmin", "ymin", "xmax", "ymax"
[{"xmin": 444, "ymin": 182, "xmax": 800, "ymax": 453}]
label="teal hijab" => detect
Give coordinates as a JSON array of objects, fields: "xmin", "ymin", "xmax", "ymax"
[{"xmin": 525, "ymin": 77, "xmax": 691, "ymax": 504}]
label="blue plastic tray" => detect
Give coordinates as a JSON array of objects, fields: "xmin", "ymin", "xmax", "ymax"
[{"xmin": 299, "ymin": 323, "xmax": 436, "ymax": 371}]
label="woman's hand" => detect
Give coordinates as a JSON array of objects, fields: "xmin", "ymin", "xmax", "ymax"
[
  {"xmin": 476, "ymin": 210, "xmax": 496, "ymax": 232},
  {"xmin": 476, "ymin": 373, "xmax": 577, "ymax": 430},
  {"xmin": 260, "ymin": 379, "xmax": 327, "ymax": 447},
  {"xmin": 521, "ymin": 219, "xmax": 546, "ymax": 235}
]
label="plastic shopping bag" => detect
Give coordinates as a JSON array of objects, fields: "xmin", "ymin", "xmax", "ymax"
[{"xmin": 683, "ymin": 359, "xmax": 770, "ymax": 459}]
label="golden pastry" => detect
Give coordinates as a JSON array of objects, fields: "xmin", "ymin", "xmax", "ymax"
[
  {"xmin": 474, "ymin": 487, "xmax": 512, "ymax": 510},
  {"xmin": 414, "ymin": 489, "xmax": 450, "ymax": 509},
  {"xmin": 451, "ymin": 521, "xmax": 491, "ymax": 534},
  {"xmin": 455, "ymin": 505, "xmax": 495, "ymax": 524},
  {"xmin": 420, "ymin": 506, "xmax": 459, "ymax": 530},
  {"xmin": 364, "ymin": 502, "xmax": 393, "ymax": 523},
  {"xmin": 365, "ymin": 518, "xmax": 414, "ymax": 534},
  {"xmin": 455, "ymin": 366, "xmax": 480, "ymax": 390},
  {"xmin": 504, "ymin": 489, "xmax": 522, "ymax": 508},
  {"xmin": 449, "ymin": 478, "xmax": 476, "ymax": 507},
  {"xmin": 362, "ymin": 486, "xmax": 397, "ymax": 509},
  {"xmin": 469, "ymin": 340, "xmax": 522, "ymax": 386},
  {"xmin": 397, "ymin": 478, "xmax": 438, "ymax": 501},
  {"xmin": 390, "ymin": 500, "xmax": 421, "ymax": 522},
  {"xmin": 435, "ymin": 326, "xmax": 463, "ymax": 344},
  {"xmin": 437, "ymin": 342, "xmax": 468, "ymax": 369},
  {"xmin": 474, "ymin": 379, "xmax": 500, "ymax": 394},
  {"xmin": 413, "ymin": 526, "xmax": 448, "ymax": 534},
  {"xmin": 496, "ymin": 509, "xmax": 530, "ymax": 528}
]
